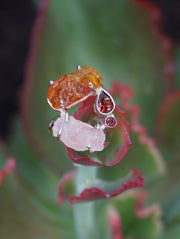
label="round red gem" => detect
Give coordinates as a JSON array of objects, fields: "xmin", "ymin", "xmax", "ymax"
[{"xmin": 105, "ymin": 116, "xmax": 117, "ymax": 128}]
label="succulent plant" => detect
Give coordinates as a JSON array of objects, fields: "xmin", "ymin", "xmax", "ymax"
[{"xmin": 0, "ymin": 0, "xmax": 179, "ymax": 239}]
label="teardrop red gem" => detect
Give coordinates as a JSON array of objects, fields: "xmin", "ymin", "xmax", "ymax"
[{"xmin": 97, "ymin": 90, "xmax": 114, "ymax": 114}]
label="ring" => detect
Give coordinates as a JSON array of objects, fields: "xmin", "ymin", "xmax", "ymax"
[{"xmin": 47, "ymin": 66, "xmax": 117, "ymax": 152}]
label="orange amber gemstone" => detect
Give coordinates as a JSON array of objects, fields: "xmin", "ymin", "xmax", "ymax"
[{"xmin": 47, "ymin": 66, "xmax": 103, "ymax": 110}]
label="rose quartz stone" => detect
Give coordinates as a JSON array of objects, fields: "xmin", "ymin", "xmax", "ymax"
[{"xmin": 51, "ymin": 115, "xmax": 105, "ymax": 153}]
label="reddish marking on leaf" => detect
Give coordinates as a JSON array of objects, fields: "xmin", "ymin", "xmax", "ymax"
[
  {"xmin": 109, "ymin": 206, "xmax": 124, "ymax": 239},
  {"xmin": 109, "ymin": 169, "xmax": 144, "ymax": 198},
  {"xmin": 114, "ymin": 105, "xmax": 131, "ymax": 133},
  {"xmin": 104, "ymin": 142, "xmax": 110, "ymax": 148},
  {"xmin": 129, "ymin": 0, "xmax": 175, "ymax": 92},
  {"xmin": 69, "ymin": 169, "xmax": 144, "ymax": 204},
  {"xmin": 111, "ymin": 82, "xmax": 161, "ymax": 158},
  {"xmin": 65, "ymin": 147, "xmax": 102, "ymax": 166},
  {"xmin": 73, "ymin": 96, "xmax": 131, "ymax": 166},
  {"xmin": 57, "ymin": 170, "xmax": 76, "ymax": 205},
  {"xmin": 66, "ymin": 115, "xmax": 131, "ymax": 167},
  {"xmin": 134, "ymin": 190, "xmax": 161, "ymax": 219},
  {"xmin": 77, "ymin": 86, "xmax": 130, "ymax": 131},
  {"xmin": 103, "ymin": 117, "xmax": 132, "ymax": 166},
  {"xmin": 69, "ymin": 91, "xmax": 131, "ymax": 166},
  {"xmin": 156, "ymin": 90, "xmax": 180, "ymax": 139},
  {"xmin": 74, "ymin": 105, "xmax": 96, "ymax": 122},
  {"xmin": 70, "ymin": 188, "xmax": 106, "ymax": 204},
  {"xmin": 78, "ymin": 95, "xmax": 97, "ymax": 109},
  {"xmin": 20, "ymin": 0, "xmax": 55, "ymax": 167},
  {"xmin": 0, "ymin": 157, "xmax": 16, "ymax": 186}
]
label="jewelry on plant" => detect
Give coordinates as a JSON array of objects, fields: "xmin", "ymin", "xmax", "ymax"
[
  {"xmin": 94, "ymin": 87, "xmax": 117, "ymax": 128},
  {"xmin": 47, "ymin": 66, "xmax": 117, "ymax": 152},
  {"xmin": 47, "ymin": 66, "xmax": 103, "ymax": 111},
  {"xmin": 48, "ymin": 113, "xmax": 105, "ymax": 153}
]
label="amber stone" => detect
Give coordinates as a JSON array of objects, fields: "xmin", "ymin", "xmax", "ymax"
[
  {"xmin": 47, "ymin": 66, "xmax": 103, "ymax": 110},
  {"xmin": 97, "ymin": 89, "xmax": 114, "ymax": 114}
]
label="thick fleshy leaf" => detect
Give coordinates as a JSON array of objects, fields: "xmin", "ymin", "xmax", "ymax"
[
  {"xmin": 0, "ymin": 176, "xmax": 73, "ymax": 239},
  {"xmin": 98, "ymin": 82, "xmax": 165, "ymax": 181},
  {"xmin": 2, "ymin": 120, "xmax": 75, "ymax": 239},
  {"xmin": 0, "ymin": 142, "xmax": 16, "ymax": 186},
  {"xmin": 111, "ymin": 190, "xmax": 162, "ymax": 239},
  {"xmin": 0, "ymin": 157, "xmax": 16, "ymax": 186},
  {"xmin": 77, "ymin": 90, "xmax": 131, "ymax": 133},
  {"xmin": 22, "ymin": 0, "xmax": 72, "ymax": 171},
  {"xmin": 57, "ymin": 169, "xmax": 144, "ymax": 204},
  {"xmin": 158, "ymin": 224, "xmax": 180, "ymax": 239},
  {"xmin": 174, "ymin": 47, "xmax": 180, "ymax": 88},
  {"xmin": 108, "ymin": 206, "xmax": 124, "ymax": 239},
  {"xmin": 23, "ymin": 0, "xmax": 169, "ymax": 168},
  {"xmin": 95, "ymin": 116, "xmax": 131, "ymax": 166},
  {"xmin": 66, "ymin": 147, "xmax": 102, "ymax": 166},
  {"xmin": 148, "ymin": 91, "xmax": 180, "ymax": 218},
  {"xmin": 163, "ymin": 192, "xmax": 180, "ymax": 225},
  {"xmin": 57, "ymin": 170, "xmax": 76, "ymax": 205},
  {"xmin": 66, "ymin": 99, "xmax": 131, "ymax": 166},
  {"xmin": 157, "ymin": 90, "xmax": 180, "ymax": 162}
]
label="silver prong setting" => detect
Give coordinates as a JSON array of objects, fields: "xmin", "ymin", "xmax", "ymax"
[
  {"xmin": 57, "ymin": 128, "xmax": 62, "ymax": 139},
  {"xmin": 60, "ymin": 99, "xmax": 65, "ymax": 109},
  {"xmin": 96, "ymin": 124, "xmax": 101, "ymax": 130},
  {"xmin": 105, "ymin": 114, "xmax": 117, "ymax": 128},
  {"xmin": 88, "ymin": 82, "xmax": 96, "ymax": 92},
  {"xmin": 65, "ymin": 112, "xmax": 69, "ymax": 123},
  {"xmin": 77, "ymin": 65, "xmax": 81, "ymax": 70},
  {"xmin": 48, "ymin": 119, "xmax": 54, "ymax": 133}
]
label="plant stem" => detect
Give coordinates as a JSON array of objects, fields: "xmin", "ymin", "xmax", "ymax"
[{"xmin": 73, "ymin": 165, "xmax": 97, "ymax": 239}]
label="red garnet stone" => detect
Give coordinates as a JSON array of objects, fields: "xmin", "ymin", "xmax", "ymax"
[
  {"xmin": 97, "ymin": 89, "xmax": 114, "ymax": 114},
  {"xmin": 105, "ymin": 116, "xmax": 117, "ymax": 128}
]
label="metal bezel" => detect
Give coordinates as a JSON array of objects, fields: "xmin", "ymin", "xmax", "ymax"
[
  {"xmin": 95, "ymin": 88, "xmax": 115, "ymax": 116},
  {"xmin": 104, "ymin": 114, "xmax": 117, "ymax": 128}
]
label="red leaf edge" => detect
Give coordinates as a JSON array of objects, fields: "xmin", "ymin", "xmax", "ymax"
[
  {"xmin": 156, "ymin": 90, "xmax": 180, "ymax": 140},
  {"xmin": 108, "ymin": 206, "xmax": 124, "ymax": 239},
  {"xmin": 57, "ymin": 170, "xmax": 76, "ymax": 205},
  {"xmin": 69, "ymin": 98, "xmax": 131, "ymax": 166},
  {"xmin": 69, "ymin": 169, "xmax": 144, "ymax": 204},
  {"xmin": 103, "ymin": 117, "xmax": 132, "ymax": 166},
  {"xmin": 76, "ymin": 88, "xmax": 131, "ymax": 133},
  {"xmin": 111, "ymin": 82, "xmax": 165, "ymax": 172},
  {"xmin": 129, "ymin": 0, "xmax": 175, "ymax": 92},
  {"xmin": 134, "ymin": 190, "xmax": 162, "ymax": 219},
  {"xmin": 21, "ymin": 0, "xmax": 53, "ymax": 164},
  {"xmin": 111, "ymin": 82, "xmax": 153, "ymax": 144},
  {"xmin": 108, "ymin": 190, "xmax": 161, "ymax": 239},
  {"xmin": 65, "ymin": 147, "xmax": 102, "ymax": 166},
  {"xmin": 65, "ymin": 116, "xmax": 131, "ymax": 167},
  {"xmin": 0, "ymin": 157, "xmax": 16, "ymax": 186}
]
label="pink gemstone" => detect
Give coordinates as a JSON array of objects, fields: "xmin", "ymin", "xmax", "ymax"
[{"xmin": 105, "ymin": 116, "xmax": 117, "ymax": 128}]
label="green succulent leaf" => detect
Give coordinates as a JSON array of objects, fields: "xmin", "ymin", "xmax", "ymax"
[
  {"xmin": 23, "ymin": 0, "xmax": 167, "ymax": 168},
  {"xmin": 158, "ymin": 91, "xmax": 180, "ymax": 163},
  {"xmin": 0, "ymin": 120, "xmax": 75, "ymax": 239},
  {"xmin": 111, "ymin": 190, "xmax": 162, "ymax": 239},
  {"xmin": 174, "ymin": 47, "xmax": 180, "ymax": 88},
  {"xmin": 98, "ymin": 127, "xmax": 165, "ymax": 183},
  {"xmin": 158, "ymin": 224, "xmax": 180, "ymax": 239}
]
